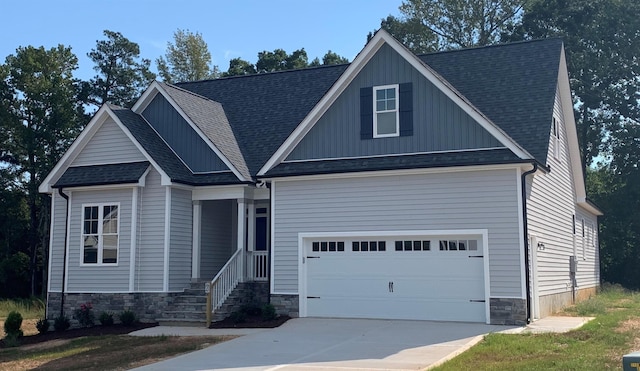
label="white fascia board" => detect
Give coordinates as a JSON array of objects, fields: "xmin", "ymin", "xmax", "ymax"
[
  {"xmin": 577, "ymin": 198, "xmax": 604, "ymax": 216},
  {"xmin": 258, "ymin": 29, "xmax": 532, "ymax": 176},
  {"xmin": 557, "ymin": 48, "xmax": 589, "ymax": 204},
  {"xmin": 137, "ymin": 82, "xmax": 247, "ymax": 182}
]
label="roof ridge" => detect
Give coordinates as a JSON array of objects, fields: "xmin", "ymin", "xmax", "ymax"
[
  {"xmin": 159, "ymin": 82, "xmax": 219, "ymax": 104},
  {"xmin": 417, "ymin": 37, "xmax": 563, "ymax": 57}
]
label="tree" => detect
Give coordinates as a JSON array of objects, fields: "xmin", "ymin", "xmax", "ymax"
[
  {"xmin": 156, "ymin": 29, "xmax": 218, "ymax": 83},
  {"xmin": 83, "ymin": 30, "xmax": 155, "ymax": 108},
  {"xmin": 320, "ymin": 50, "xmax": 349, "ymax": 65},
  {"xmin": 224, "ymin": 57, "xmax": 256, "ymax": 77},
  {"xmin": 506, "ymin": 0, "xmax": 640, "ymax": 171},
  {"xmin": 373, "ymin": 0, "xmax": 527, "ymax": 52},
  {"xmin": 2, "ymin": 45, "xmax": 84, "ymax": 295},
  {"xmin": 255, "ymin": 48, "xmax": 309, "ymax": 73}
]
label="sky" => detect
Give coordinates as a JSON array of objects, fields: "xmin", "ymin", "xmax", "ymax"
[{"xmin": 0, "ymin": 0, "xmax": 402, "ymax": 81}]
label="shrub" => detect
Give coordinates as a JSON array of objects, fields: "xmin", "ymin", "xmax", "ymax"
[
  {"xmin": 4, "ymin": 311, "xmax": 23, "ymax": 338},
  {"xmin": 241, "ymin": 303, "xmax": 261, "ymax": 316},
  {"xmin": 261, "ymin": 303, "xmax": 277, "ymax": 321},
  {"xmin": 99, "ymin": 311, "xmax": 114, "ymax": 326},
  {"xmin": 119, "ymin": 310, "xmax": 136, "ymax": 326},
  {"xmin": 3, "ymin": 333, "xmax": 21, "ymax": 347},
  {"xmin": 36, "ymin": 318, "xmax": 50, "ymax": 334},
  {"xmin": 54, "ymin": 315, "xmax": 70, "ymax": 332},
  {"xmin": 73, "ymin": 302, "xmax": 95, "ymax": 327},
  {"xmin": 230, "ymin": 310, "xmax": 246, "ymax": 323}
]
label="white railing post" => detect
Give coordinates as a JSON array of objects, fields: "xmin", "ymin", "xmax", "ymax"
[{"xmin": 237, "ymin": 199, "xmax": 246, "ymax": 282}]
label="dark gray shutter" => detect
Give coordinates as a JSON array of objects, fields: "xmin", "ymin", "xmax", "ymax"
[
  {"xmin": 360, "ymin": 87, "xmax": 373, "ymax": 139},
  {"xmin": 399, "ymin": 82, "xmax": 413, "ymax": 137}
]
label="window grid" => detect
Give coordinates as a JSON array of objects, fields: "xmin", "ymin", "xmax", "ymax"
[
  {"xmin": 82, "ymin": 204, "xmax": 119, "ymax": 265},
  {"xmin": 373, "ymin": 85, "xmax": 399, "ymax": 138}
]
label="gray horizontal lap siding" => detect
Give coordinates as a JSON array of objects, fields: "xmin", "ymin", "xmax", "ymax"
[
  {"xmin": 49, "ymin": 193, "xmax": 67, "ymax": 292},
  {"xmin": 142, "ymin": 95, "xmax": 229, "ymax": 173},
  {"xmin": 67, "ymin": 188, "xmax": 132, "ymax": 292},
  {"xmin": 273, "ymin": 169, "xmax": 522, "ymax": 297},
  {"xmin": 169, "ymin": 188, "xmax": 193, "ymax": 291},
  {"xmin": 136, "ymin": 168, "xmax": 165, "ymax": 291},
  {"xmin": 72, "ymin": 119, "xmax": 146, "ymax": 166},
  {"xmin": 286, "ymin": 43, "xmax": 502, "ymax": 161},
  {"xmin": 200, "ymin": 200, "xmax": 234, "ymax": 280}
]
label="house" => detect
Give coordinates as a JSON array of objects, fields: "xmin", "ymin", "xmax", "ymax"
[{"xmin": 39, "ymin": 30, "xmax": 601, "ymax": 326}]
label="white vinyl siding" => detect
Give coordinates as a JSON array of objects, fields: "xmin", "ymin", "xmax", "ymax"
[
  {"xmin": 169, "ymin": 188, "xmax": 192, "ymax": 291},
  {"xmin": 135, "ymin": 168, "xmax": 165, "ymax": 291},
  {"xmin": 72, "ymin": 119, "xmax": 146, "ymax": 166},
  {"xmin": 200, "ymin": 200, "xmax": 234, "ymax": 280},
  {"xmin": 527, "ymin": 85, "xmax": 600, "ymax": 297},
  {"xmin": 576, "ymin": 206, "xmax": 600, "ymax": 288},
  {"xmin": 66, "ymin": 189, "xmax": 132, "ymax": 292},
  {"xmin": 273, "ymin": 169, "xmax": 521, "ymax": 297},
  {"xmin": 49, "ymin": 192, "xmax": 68, "ymax": 291}
]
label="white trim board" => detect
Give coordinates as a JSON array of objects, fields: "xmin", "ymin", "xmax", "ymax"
[{"xmin": 258, "ymin": 29, "xmax": 532, "ymax": 176}]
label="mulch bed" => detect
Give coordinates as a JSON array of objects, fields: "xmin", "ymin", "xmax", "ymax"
[
  {"xmin": 209, "ymin": 314, "xmax": 291, "ymax": 329},
  {"xmin": 0, "ymin": 322, "xmax": 157, "ymax": 349}
]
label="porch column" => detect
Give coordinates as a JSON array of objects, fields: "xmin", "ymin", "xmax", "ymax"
[
  {"xmin": 237, "ymin": 199, "xmax": 246, "ymax": 282},
  {"xmin": 191, "ymin": 200, "xmax": 201, "ymax": 281},
  {"xmin": 247, "ymin": 200, "xmax": 255, "ymax": 251}
]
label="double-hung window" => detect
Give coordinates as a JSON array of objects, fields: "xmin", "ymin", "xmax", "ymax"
[
  {"xmin": 552, "ymin": 116, "xmax": 560, "ymax": 159},
  {"xmin": 373, "ymin": 84, "xmax": 399, "ymax": 137},
  {"xmin": 82, "ymin": 203, "xmax": 119, "ymax": 265}
]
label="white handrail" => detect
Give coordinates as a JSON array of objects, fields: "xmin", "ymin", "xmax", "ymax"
[
  {"xmin": 206, "ymin": 249, "xmax": 242, "ymax": 326},
  {"xmin": 248, "ymin": 251, "xmax": 268, "ymax": 281}
]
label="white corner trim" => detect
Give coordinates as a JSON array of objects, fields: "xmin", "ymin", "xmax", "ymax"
[
  {"xmin": 163, "ymin": 186, "xmax": 171, "ymax": 292},
  {"xmin": 64, "ymin": 191, "xmax": 72, "ymax": 293},
  {"xmin": 270, "ymin": 181, "xmax": 276, "ymax": 294},
  {"xmin": 482, "ymin": 231, "xmax": 491, "ymax": 324},
  {"xmin": 47, "ymin": 194, "xmax": 56, "ymax": 294},
  {"xmin": 135, "ymin": 82, "xmax": 247, "ymax": 182},
  {"xmin": 258, "ymin": 29, "xmax": 532, "ymax": 176},
  {"xmin": 129, "ymin": 187, "xmax": 139, "ymax": 292}
]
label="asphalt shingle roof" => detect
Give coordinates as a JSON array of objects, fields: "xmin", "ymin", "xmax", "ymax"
[{"xmin": 54, "ymin": 161, "xmax": 150, "ymax": 188}]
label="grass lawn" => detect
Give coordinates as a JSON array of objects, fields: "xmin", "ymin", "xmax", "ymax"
[{"xmin": 433, "ymin": 284, "xmax": 638, "ymax": 370}]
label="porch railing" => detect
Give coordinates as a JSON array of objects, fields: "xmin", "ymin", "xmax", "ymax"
[
  {"xmin": 248, "ymin": 251, "xmax": 268, "ymax": 281},
  {"xmin": 206, "ymin": 249, "xmax": 242, "ymax": 326}
]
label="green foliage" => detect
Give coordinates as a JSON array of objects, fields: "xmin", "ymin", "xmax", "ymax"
[
  {"xmin": 0, "ymin": 252, "xmax": 30, "ymax": 297},
  {"xmin": 83, "ymin": 29, "xmax": 156, "ymax": 108},
  {"xmin": 99, "ymin": 311, "xmax": 114, "ymax": 326},
  {"xmin": 53, "ymin": 315, "xmax": 70, "ymax": 332},
  {"xmin": 261, "ymin": 303, "xmax": 277, "ymax": 321},
  {"xmin": 230, "ymin": 310, "xmax": 246, "ymax": 324},
  {"xmin": 73, "ymin": 302, "xmax": 95, "ymax": 327},
  {"xmin": 36, "ymin": 317, "xmax": 50, "ymax": 334},
  {"xmin": 224, "ymin": 57, "xmax": 256, "ymax": 76},
  {"xmin": 4, "ymin": 311, "xmax": 23, "ymax": 337},
  {"xmin": 119, "ymin": 310, "xmax": 137, "ymax": 326},
  {"xmin": 0, "ymin": 297, "xmax": 45, "ymax": 319},
  {"xmin": 156, "ymin": 29, "xmax": 218, "ymax": 83}
]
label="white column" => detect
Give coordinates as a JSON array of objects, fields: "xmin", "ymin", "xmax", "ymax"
[
  {"xmin": 129, "ymin": 187, "xmax": 139, "ymax": 292},
  {"xmin": 237, "ymin": 199, "xmax": 246, "ymax": 282},
  {"xmin": 191, "ymin": 200, "xmax": 201, "ymax": 281}
]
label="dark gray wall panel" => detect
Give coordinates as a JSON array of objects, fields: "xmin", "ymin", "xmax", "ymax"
[
  {"xmin": 143, "ymin": 95, "xmax": 229, "ymax": 173},
  {"xmin": 287, "ymin": 44, "xmax": 503, "ymax": 161}
]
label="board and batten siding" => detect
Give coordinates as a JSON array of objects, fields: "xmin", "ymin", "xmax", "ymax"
[
  {"xmin": 48, "ymin": 192, "xmax": 68, "ymax": 292},
  {"xmin": 142, "ymin": 94, "xmax": 229, "ymax": 173},
  {"xmin": 273, "ymin": 169, "xmax": 522, "ymax": 297},
  {"xmin": 526, "ymin": 85, "xmax": 600, "ymax": 297},
  {"xmin": 200, "ymin": 200, "xmax": 234, "ymax": 280},
  {"xmin": 66, "ymin": 188, "xmax": 132, "ymax": 292},
  {"xmin": 169, "ymin": 188, "xmax": 193, "ymax": 291},
  {"xmin": 72, "ymin": 118, "xmax": 146, "ymax": 166},
  {"xmin": 286, "ymin": 43, "xmax": 502, "ymax": 161},
  {"xmin": 135, "ymin": 168, "xmax": 165, "ymax": 291}
]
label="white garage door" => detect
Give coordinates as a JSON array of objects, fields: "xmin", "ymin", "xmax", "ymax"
[{"xmin": 304, "ymin": 234, "xmax": 486, "ymax": 322}]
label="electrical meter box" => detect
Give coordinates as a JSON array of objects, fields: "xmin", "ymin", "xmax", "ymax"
[{"xmin": 623, "ymin": 351, "xmax": 640, "ymax": 370}]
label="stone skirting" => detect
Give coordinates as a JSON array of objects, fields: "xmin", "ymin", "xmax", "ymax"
[
  {"xmin": 538, "ymin": 286, "xmax": 598, "ymax": 318},
  {"xmin": 270, "ymin": 294, "xmax": 299, "ymax": 318},
  {"xmin": 489, "ymin": 298, "xmax": 527, "ymax": 325}
]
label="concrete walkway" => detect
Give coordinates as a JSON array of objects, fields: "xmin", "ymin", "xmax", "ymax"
[{"xmin": 129, "ymin": 316, "xmax": 593, "ymax": 371}]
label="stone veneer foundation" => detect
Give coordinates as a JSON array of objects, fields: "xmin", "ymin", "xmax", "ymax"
[
  {"xmin": 489, "ymin": 298, "xmax": 527, "ymax": 325},
  {"xmin": 270, "ymin": 294, "xmax": 299, "ymax": 318}
]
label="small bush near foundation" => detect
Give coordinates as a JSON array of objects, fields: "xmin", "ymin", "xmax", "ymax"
[
  {"xmin": 4, "ymin": 311, "xmax": 23, "ymax": 339},
  {"xmin": 36, "ymin": 318, "xmax": 50, "ymax": 334},
  {"xmin": 119, "ymin": 310, "xmax": 137, "ymax": 326},
  {"xmin": 54, "ymin": 315, "xmax": 71, "ymax": 331},
  {"xmin": 230, "ymin": 310, "xmax": 246, "ymax": 323},
  {"xmin": 261, "ymin": 303, "xmax": 277, "ymax": 321},
  {"xmin": 99, "ymin": 311, "xmax": 114, "ymax": 326},
  {"xmin": 73, "ymin": 302, "xmax": 95, "ymax": 327}
]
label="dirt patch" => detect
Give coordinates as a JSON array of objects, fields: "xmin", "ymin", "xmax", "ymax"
[
  {"xmin": 616, "ymin": 318, "xmax": 640, "ymax": 333},
  {"xmin": 210, "ymin": 314, "xmax": 290, "ymax": 328},
  {"xmin": 0, "ymin": 319, "xmax": 38, "ymax": 336}
]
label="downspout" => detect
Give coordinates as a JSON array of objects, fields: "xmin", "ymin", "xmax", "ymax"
[
  {"xmin": 267, "ymin": 181, "xmax": 272, "ymax": 304},
  {"xmin": 57, "ymin": 188, "xmax": 70, "ymax": 319},
  {"xmin": 521, "ymin": 163, "xmax": 538, "ymax": 324}
]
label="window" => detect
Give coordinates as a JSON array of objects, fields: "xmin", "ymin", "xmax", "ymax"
[
  {"xmin": 312, "ymin": 241, "xmax": 345, "ymax": 252},
  {"xmin": 373, "ymin": 85, "xmax": 399, "ymax": 138},
  {"xmin": 352, "ymin": 241, "xmax": 386, "ymax": 252},
  {"xmin": 439, "ymin": 239, "xmax": 478, "ymax": 251},
  {"xmin": 82, "ymin": 204, "xmax": 119, "ymax": 265},
  {"xmin": 552, "ymin": 116, "xmax": 560, "ymax": 159},
  {"xmin": 394, "ymin": 240, "xmax": 430, "ymax": 251}
]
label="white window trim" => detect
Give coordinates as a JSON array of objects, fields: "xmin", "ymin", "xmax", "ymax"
[
  {"xmin": 373, "ymin": 84, "xmax": 400, "ymax": 138},
  {"xmin": 80, "ymin": 202, "xmax": 120, "ymax": 267},
  {"xmin": 552, "ymin": 116, "xmax": 560, "ymax": 160}
]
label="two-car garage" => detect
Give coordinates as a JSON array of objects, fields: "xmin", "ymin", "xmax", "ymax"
[{"xmin": 299, "ymin": 231, "xmax": 489, "ymax": 323}]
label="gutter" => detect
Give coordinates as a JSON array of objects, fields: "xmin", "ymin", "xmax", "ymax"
[
  {"xmin": 57, "ymin": 188, "xmax": 70, "ymax": 319},
  {"xmin": 521, "ymin": 162, "xmax": 538, "ymax": 324}
]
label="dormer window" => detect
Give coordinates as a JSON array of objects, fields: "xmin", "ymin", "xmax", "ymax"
[
  {"xmin": 373, "ymin": 84, "xmax": 399, "ymax": 137},
  {"xmin": 552, "ymin": 116, "xmax": 560, "ymax": 159}
]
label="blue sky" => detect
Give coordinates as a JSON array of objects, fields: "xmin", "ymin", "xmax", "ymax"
[{"xmin": 1, "ymin": 0, "xmax": 402, "ymax": 80}]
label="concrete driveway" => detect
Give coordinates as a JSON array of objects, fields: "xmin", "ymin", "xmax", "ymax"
[{"xmin": 131, "ymin": 318, "xmax": 514, "ymax": 371}]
